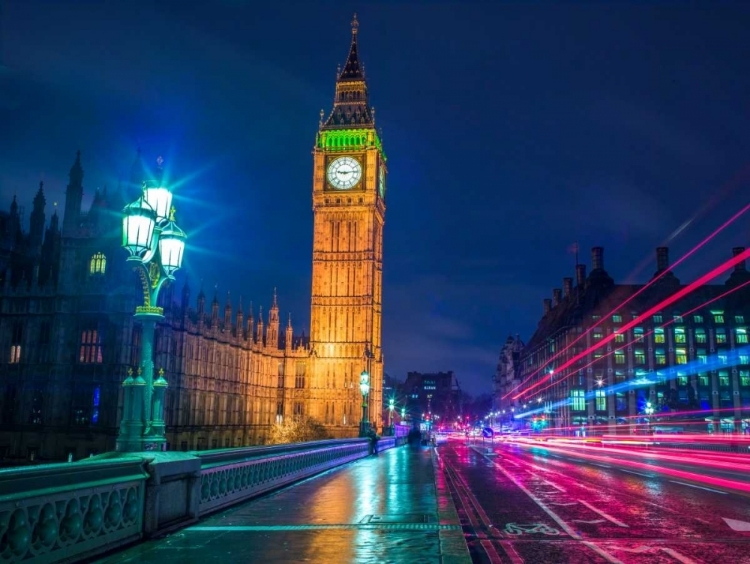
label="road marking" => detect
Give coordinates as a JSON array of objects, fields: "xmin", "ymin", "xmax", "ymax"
[
  {"xmin": 669, "ymin": 480, "xmax": 727, "ymax": 495},
  {"xmin": 498, "ymin": 540, "xmax": 524, "ymax": 564},
  {"xmin": 479, "ymin": 539, "xmax": 505, "ymax": 564},
  {"xmin": 577, "ymin": 500, "xmax": 629, "ymax": 528},
  {"xmin": 723, "ymin": 517, "xmax": 750, "ymax": 532},
  {"xmin": 572, "ymin": 519, "xmax": 606, "ymax": 524},
  {"xmin": 609, "ymin": 545, "xmax": 699, "ymax": 564},
  {"xmin": 542, "ymin": 479, "xmax": 566, "ymax": 492},
  {"xmin": 549, "ymin": 502, "xmax": 577, "ymax": 507},
  {"xmin": 487, "ymin": 459, "xmax": 623, "ymax": 564},
  {"xmin": 582, "ymin": 541, "xmax": 626, "ymax": 564},
  {"xmin": 620, "ymin": 469, "xmax": 653, "ymax": 478},
  {"xmin": 591, "ymin": 463, "xmax": 611, "ymax": 469},
  {"xmin": 504, "ymin": 522, "xmax": 560, "ymax": 536}
]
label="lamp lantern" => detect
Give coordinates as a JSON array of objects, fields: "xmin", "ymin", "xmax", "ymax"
[
  {"xmin": 143, "ymin": 184, "xmax": 173, "ymax": 223},
  {"xmin": 122, "ymin": 195, "xmax": 156, "ymax": 260},
  {"xmin": 158, "ymin": 210, "xmax": 187, "ymax": 276},
  {"xmin": 360, "ymin": 369, "xmax": 370, "ymax": 396}
]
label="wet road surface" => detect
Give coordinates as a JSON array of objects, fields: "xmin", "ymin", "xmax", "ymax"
[
  {"xmin": 97, "ymin": 445, "xmax": 470, "ymax": 564},
  {"xmin": 439, "ymin": 440, "xmax": 750, "ymax": 563}
]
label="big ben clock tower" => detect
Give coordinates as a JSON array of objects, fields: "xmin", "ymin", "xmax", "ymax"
[{"xmin": 309, "ymin": 14, "xmax": 386, "ymax": 437}]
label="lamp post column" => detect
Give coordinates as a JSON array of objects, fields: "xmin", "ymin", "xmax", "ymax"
[{"xmin": 138, "ymin": 312, "xmax": 166, "ymax": 451}]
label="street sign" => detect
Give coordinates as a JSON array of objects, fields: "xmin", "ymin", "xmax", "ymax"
[{"xmin": 482, "ymin": 427, "xmax": 494, "ymax": 438}]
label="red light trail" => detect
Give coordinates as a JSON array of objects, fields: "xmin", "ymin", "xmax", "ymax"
[
  {"xmin": 519, "ymin": 277, "xmax": 750, "ymax": 401},
  {"xmin": 503, "ymin": 201, "xmax": 750, "ymax": 400},
  {"xmin": 513, "ymin": 247, "xmax": 750, "ymax": 400}
]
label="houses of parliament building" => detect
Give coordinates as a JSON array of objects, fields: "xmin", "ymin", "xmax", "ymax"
[{"xmin": 0, "ymin": 15, "xmax": 386, "ymax": 464}]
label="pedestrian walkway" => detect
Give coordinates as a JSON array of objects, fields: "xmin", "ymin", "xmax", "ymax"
[{"xmin": 97, "ymin": 445, "xmax": 470, "ymax": 564}]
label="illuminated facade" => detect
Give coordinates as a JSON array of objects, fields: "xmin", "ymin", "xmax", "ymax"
[
  {"xmin": 499, "ymin": 246, "xmax": 750, "ymax": 433},
  {"xmin": 308, "ymin": 15, "xmax": 386, "ymax": 437},
  {"xmin": 0, "ymin": 152, "xmax": 310, "ymax": 463}
]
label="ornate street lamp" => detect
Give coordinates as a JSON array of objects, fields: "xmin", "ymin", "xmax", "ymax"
[
  {"xmin": 359, "ymin": 369, "xmax": 371, "ymax": 437},
  {"xmin": 117, "ymin": 171, "xmax": 187, "ymax": 453}
]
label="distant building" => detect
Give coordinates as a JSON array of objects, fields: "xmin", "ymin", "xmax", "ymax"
[
  {"xmin": 493, "ymin": 334, "xmax": 524, "ymax": 422},
  {"xmin": 401, "ymin": 371, "xmax": 462, "ymax": 427},
  {"xmin": 498, "ymin": 246, "xmax": 750, "ymax": 434}
]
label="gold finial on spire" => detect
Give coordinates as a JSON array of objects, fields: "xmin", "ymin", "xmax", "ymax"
[
  {"xmin": 351, "ymin": 13, "xmax": 359, "ymax": 35},
  {"xmin": 319, "ymin": 109, "xmax": 324, "ymax": 126},
  {"xmin": 169, "ymin": 205, "xmax": 176, "ymax": 221}
]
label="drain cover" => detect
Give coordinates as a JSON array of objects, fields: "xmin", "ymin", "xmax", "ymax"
[{"xmin": 361, "ymin": 514, "xmax": 435, "ymax": 524}]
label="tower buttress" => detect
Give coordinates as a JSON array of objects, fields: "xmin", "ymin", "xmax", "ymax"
[
  {"xmin": 267, "ymin": 288, "xmax": 280, "ymax": 348},
  {"xmin": 29, "ymin": 181, "xmax": 46, "ymax": 254},
  {"xmin": 256, "ymin": 306, "xmax": 264, "ymax": 346},
  {"xmin": 63, "ymin": 150, "xmax": 84, "ymax": 235},
  {"xmin": 285, "ymin": 313, "xmax": 293, "ymax": 352}
]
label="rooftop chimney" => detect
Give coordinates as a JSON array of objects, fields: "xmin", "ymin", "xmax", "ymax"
[
  {"xmin": 563, "ymin": 277, "xmax": 573, "ymax": 298},
  {"xmin": 576, "ymin": 264, "xmax": 587, "ymax": 286},
  {"xmin": 656, "ymin": 247, "xmax": 669, "ymax": 271},
  {"xmin": 552, "ymin": 288, "xmax": 562, "ymax": 307},
  {"xmin": 543, "ymin": 298, "xmax": 552, "ymax": 315},
  {"xmin": 591, "ymin": 247, "xmax": 604, "ymax": 271},
  {"xmin": 733, "ymin": 247, "xmax": 747, "ymax": 271}
]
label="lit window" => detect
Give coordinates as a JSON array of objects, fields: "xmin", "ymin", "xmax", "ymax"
[
  {"xmin": 655, "ymin": 349, "xmax": 666, "ymax": 365},
  {"xmin": 92, "ymin": 386, "xmax": 101, "ymax": 424},
  {"xmin": 740, "ymin": 370, "xmax": 750, "ymax": 387},
  {"xmin": 718, "ymin": 353, "xmax": 728, "ymax": 365},
  {"xmin": 593, "ymin": 330, "xmax": 603, "ymax": 341},
  {"xmin": 675, "ymin": 348, "xmax": 687, "ymax": 364},
  {"xmin": 719, "ymin": 372, "xmax": 729, "ymax": 386},
  {"xmin": 678, "ymin": 376, "xmax": 688, "ymax": 386},
  {"xmin": 634, "ymin": 327, "xmax": 644, "ymax": 342},
  {"xmin": 654, "ymin": 328, "xmax": 665, "ymax": 344},
  {"xmin": 698, "ymin": 374, "xmax": 709, "ymax": 387},
  {"xmin": 739, "ymin": 354, "xmax": 750, "ymax": 365},
  {"xmin": 653, "ymin": 315, "xmax": 663, "ymax": 323},
  {"xmin": 634, "ymin": 349, "xmax": 646, "ymax": 364},
  {"xmin": 674, "ymin": 327, "xmax": 686, "ymax": 343},
  {"xmin": 714, "ymin": 313, "xmax": 725, "ymax": 323},
  {"xmin": 693, "ymin": 315, "xmax": 704, "ymax": 323},
  {"xmin": 736, "ymin": 328, "xmax": 748, "ymax": 344},
  {"xmin": 612, "ymin": 315, "xmax": 622, "ymax": 323},
  {"xmin": 716, "ymin": 329, "xmax": 727, "ymax": 344},
  {"xmin": 79, "ymin": 330, "xmax": 103, "ymax": 363},
  {"xmin": 673, "ymin": 315, "xmax": 683, "ymax": 323},
  {"xmin": 614, "ymin": 333, "xmax": 625, "ymax": 343},
  {"xmin": 735, "ymin": 315, "xmax": 745, "ymax": 324},
  {"xmin": 697, "ymin": 349, "xmax": 707, "ymax": 364},
  {"xmin": 595, "ymin": 389, "xmax": 606, "ymax": 411},
  {"xmin": 10, "ymin": 322, "xmax": 22, "ymax": 363},
  {"xmin": 89, "ymin": 252, "xmax": 106, "ymax": 275},
  {"xmin": 614, "ymin": 350, "xmax": 625, "ymax": 364},
  {"xmin": 695, "ymin": 328, "xmax": 707, "ymax": 344},
  {"xmin": 571, "ymin": 389, "xmax": 586, "ymax": 411}
]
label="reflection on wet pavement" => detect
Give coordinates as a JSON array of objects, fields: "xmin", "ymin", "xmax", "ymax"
[{"xmin": 97, "ymin": 445, "xmax": 470, "ymax": 564}]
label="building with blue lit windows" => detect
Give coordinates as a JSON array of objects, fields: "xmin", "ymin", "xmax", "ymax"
[{"xmin": 497, "ymin": 246, "xmax": 750, "ymax": 435}]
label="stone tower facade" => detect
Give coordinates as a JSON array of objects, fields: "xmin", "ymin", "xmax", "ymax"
[{"xmin": 309, "ymin": 15, "xmax": 387, "ymax": 437}]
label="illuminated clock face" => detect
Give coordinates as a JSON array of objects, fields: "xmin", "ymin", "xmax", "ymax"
[
  {"xmin": 378, "ymin": 166, "xmax": 386, "ymax": 198},
  {"xmin": 327, "ymin": 156, "xmax": 362, "ymax": 190}
]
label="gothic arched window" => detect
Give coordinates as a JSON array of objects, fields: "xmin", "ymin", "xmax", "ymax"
[{"xmin": 89, "ymin": 252, "xmax": 106, "ymax": 275}]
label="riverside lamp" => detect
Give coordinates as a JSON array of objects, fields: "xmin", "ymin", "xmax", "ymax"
[
  {"xmin": 117, "ymin": 175, "xmax": 187, "ymax": 453},
  {"xmin": 388, "ymin": 398, "xmax": 395, "ymax": 435},
  {"xmin": 359, "ymin": 369, "xmax": 371, "ymax": 437}
]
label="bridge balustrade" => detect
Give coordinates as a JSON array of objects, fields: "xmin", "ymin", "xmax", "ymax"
[{"xmin": 0, "ymin": 438, "xmax": 392, "ymax": 564}]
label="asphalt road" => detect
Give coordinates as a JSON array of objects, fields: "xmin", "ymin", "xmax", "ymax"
[{"xmin": 438, "ymin": 439, "xmax": 750, "ymax": 563}]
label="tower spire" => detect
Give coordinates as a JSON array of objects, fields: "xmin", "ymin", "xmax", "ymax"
[{"xmin": 322, "ymin": 14, "xmax": 373, "ymax": 129}]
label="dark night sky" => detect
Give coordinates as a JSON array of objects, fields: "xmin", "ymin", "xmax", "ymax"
[{"xmin": 2, "ymin": 1, "xmax": 750, "ymax": 396}]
